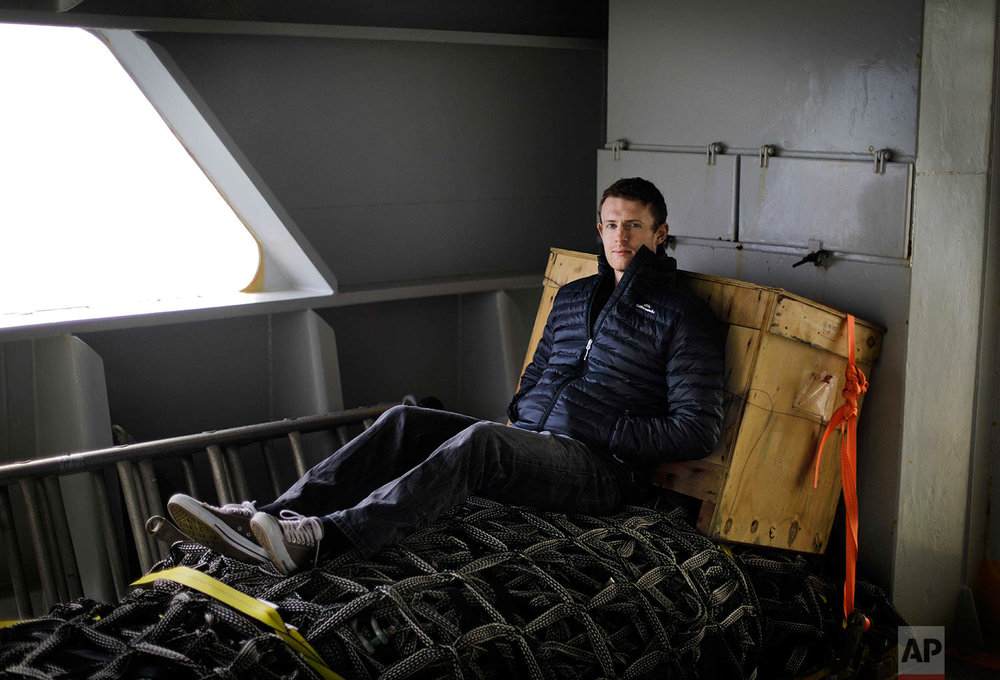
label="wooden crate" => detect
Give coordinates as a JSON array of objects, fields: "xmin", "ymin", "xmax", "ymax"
[{"xmin": 521, "ymin": 248, "xmax": 883, "ymax": 554}]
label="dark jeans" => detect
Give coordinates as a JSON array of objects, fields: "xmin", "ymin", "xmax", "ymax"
[{"xmin": 260, "ymin": 405, "xmax": 634, "ymax": 557}]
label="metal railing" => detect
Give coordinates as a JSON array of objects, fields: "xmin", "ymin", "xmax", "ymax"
[{"xmin": 0, "ymin": 402, "xmax": 400, "ymax": 618}]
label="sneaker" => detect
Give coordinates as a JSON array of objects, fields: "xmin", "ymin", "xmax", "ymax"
[
  {"xmin": 167, "ymin": 493, "xmax": 268, "ymax": 564},
  {"xmin": 250, "ymin": 510, "xmax": 324, "ymax": 575}
]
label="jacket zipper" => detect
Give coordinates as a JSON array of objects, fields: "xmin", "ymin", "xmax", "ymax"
[
  {"xmin": 534, "ymin": 248, "xmax": 659, "ymax": 434},
  {"xmin": 536, "ymin": 252, "xmax": 646, "ymax": 433},
  {"xmin": 537, "ymin": 338, "xmax": 593, "ymax": 431}
]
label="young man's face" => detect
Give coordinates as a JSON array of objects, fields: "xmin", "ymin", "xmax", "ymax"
[{"xmin": 598, "ymin": 197, "xmax": 668, "ymax": 283}]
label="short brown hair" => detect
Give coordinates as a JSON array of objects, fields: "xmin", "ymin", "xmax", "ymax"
[{"xmin": 599, "ymin": 177, "xmax": 668, "ymax": 226}]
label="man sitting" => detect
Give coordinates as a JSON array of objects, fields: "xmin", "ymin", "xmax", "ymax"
[{"xmin": 167, "ymin": 177, "xmax": 725, "ymax": 574}]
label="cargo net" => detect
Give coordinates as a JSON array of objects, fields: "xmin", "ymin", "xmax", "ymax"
[
  {"xmin": 0, "ymin": 497, "xmax": 762, "ymax": 680},
  {"xmin": 731, "ymin": 545, "xmax": 906, "ymax": 679}
]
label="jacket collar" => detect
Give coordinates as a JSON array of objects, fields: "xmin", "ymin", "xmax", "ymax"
[{"xmin": 597, "ymin": 245, "xmax": 677, "ymax": 285}]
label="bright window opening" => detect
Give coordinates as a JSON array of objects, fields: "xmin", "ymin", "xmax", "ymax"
[{"xmin": 0, "ymin": 24, "xmax": 261, "ymax": 322}]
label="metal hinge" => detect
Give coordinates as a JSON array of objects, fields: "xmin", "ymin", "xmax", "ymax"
[
  {"xmin": 707, "ymin": 141, "xmax": 724, "ymax": 166},
  {"xmin": 612, "ymin": 139, "xmax": 627, "ymax": 161},
  {"xmin": 759, "ymin": 145, "xmax": 776, "ymax": 168},
  {"xmin": 873, "ymin": 148, "xmax": 892, "ymax": 174}
]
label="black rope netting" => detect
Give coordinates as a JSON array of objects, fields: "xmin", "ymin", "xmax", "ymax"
[
  {"xmin": 0, "ymin": 497, "xmax": 763, "ymax": 680},
  {"xmin": 730, "ymin": 546, "xmax": 906, "ymax": 679}
]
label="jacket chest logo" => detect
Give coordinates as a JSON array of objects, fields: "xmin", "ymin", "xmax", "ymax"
[{"xmin": 635, "ymin": 303, "xmax": 656, "ymax": 316}]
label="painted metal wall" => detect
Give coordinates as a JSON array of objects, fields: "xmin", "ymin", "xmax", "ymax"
[
  {"xmin": 898, "ymin": 0, "xmax": 996, "ymax": 629},
  {"xmin": 0, "ymin": 337, "xmax": 117, "ymax": 606},
  {"xmin": 607, "ymin": 0, "xmax": 919, "ymax": 156},
  {"xmin": 605, "ymin": 0, "xmax": 922, "ymax": 609},
  {"xmin": 101, "ymin": 27, "xmax": 606, "ymax": 428},
  {"xmin": 79, "ymin": 317, "xmax": 273, "ymax": 442},
  {"xmin": 145, "ymin": 31, "xmax": 604, "ymax": 289},
  {"xmin": 318, "ymin": 288, "xmax": 540, "ymax": 423},
  {"xmin": 981, "ymin": 24, "xmax": 1000, "ymax": 570}
]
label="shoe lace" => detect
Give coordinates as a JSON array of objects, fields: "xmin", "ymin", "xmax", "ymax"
[
  {"xmin": 277, "ymin": 510, "xmax": 324, "ymax": 546},
  {"xmin": 277, "ymin": 510, "xmax": 324, "ymax": 570},
  {"xmin": 220, "ymin": 500, "xmax": 257, "ymax": 517}
]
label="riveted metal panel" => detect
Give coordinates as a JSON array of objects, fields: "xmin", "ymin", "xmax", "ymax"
[
  {"xmin": 608, "ymin": 0, "xmax": 920, "ymax": 155},
  {"xmin": 597, "ymin": 149, "xmax": 737, "ymax": 240},
  {"xmin": 739, "ymin": 156, "xmax": 911, "ymax": 258}
]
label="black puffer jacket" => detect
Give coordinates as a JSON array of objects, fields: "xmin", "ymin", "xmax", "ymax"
[{"xmin": 508, "ymin": 246, "xmax": 724, "ymax": 465}]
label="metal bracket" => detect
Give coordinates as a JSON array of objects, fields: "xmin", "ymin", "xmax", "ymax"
[
  {"xmin": 873, "ymin": 148, "xmax": 891, "ymax": 174},
  {"xmin": 707, "ymin": 142, "xmax": 724, "ymax": 166},
  {"xmin": 793, "ymin": 240, "xmax": 833, "ymax": 269},
  {"xmin": 612, "ymin": 139, "xmax": 627, "ymax": 161},
  {"xmin": 759, "ymin": 145, "xmax": 775, "ymax": 168},
  {"xmin": 792, "ymin": 249, "xmax": 833, "ymax": 269}
]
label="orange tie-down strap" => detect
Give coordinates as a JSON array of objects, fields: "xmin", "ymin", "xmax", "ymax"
[{"xmin": 812, "ymin": 314, "xmax": 871, "ymax": 632}]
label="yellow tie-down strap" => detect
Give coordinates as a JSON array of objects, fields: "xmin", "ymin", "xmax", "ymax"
[{"xmin": 132, "ymin": 566, "xmax": 344, "ymax": 680}]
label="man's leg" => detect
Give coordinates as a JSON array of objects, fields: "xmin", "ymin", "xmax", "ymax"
[
  {"xmin": 324, "ymin": 422, "xmax": 633, "ymax": 557},
  {"xmin": 168, "ymin": 405, "xmax": 479, "ymax": 564},
  {"xmin": 260, "ymin": 405, "xmax": 481, "ymax": 516}
]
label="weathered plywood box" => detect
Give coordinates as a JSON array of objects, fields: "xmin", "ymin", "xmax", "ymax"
[{"xmin": 522, "ymin": 248, "xmax": 883, "ymax": 554}]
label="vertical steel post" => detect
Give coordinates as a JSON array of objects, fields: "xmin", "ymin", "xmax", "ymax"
[
  {"xmin": 260, "ymin": 440, "xmax": 284, "ymax": 500},
  {"xmin": 116, "ymin": 462, "xmax": 153, "ymax": 575},
  {"xmin": 35, "ymin": 480, "xmax": 69, "ymax": 602},
  {"xmin": 127, "ymin": 461, "xmax": 159, "ymax": 565},
  {"xmin": 137, "ymin": 460, "xmax": 167, "ymax": 560},
  {"xmin": 224, "ymin": 446, "xmax": 250, "ymax": 501},
  {"xmin": 0, "ymin": 486, "xmax": 32, "ymax": 618},
  {"xmin": 42, "ymin": 476, "xmax": 82, "ymax": 599},
  {"xmin": 18, "ymin": 478, "xmax": 57, "ymax": 612},
  {"xmin": 179, "ymin": 454, "xmax": 200, "ymax": 498},
  {"xmin": 137, "ymin": 460, "xmax": 164, "ymax": 519},
  {"xmin": 287, "ymin": 431, "xmax": 308, "ymax": 479},
  {"xmin": 206, "ymin": 445, "xmax": 234, "ymax": 505},
  {"xmin": 90, "ymin": 470, "xmax": 127, "ymax": 598}
]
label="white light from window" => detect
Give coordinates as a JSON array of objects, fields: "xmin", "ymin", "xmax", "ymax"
[{"xmin": 0, "ymin": 24, "xmax": 260, "ymax": 317}]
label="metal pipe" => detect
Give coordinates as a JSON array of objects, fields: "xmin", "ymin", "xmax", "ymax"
[
  {"xmin": 42, "ymin": 476, "xmax": 82, "ymax": 599},
  {"xmin": 137, "ymin": 460, "xmax": 164, "ymax": 518},
  {"xmin": 287, "ymin": 432, "xmax": 307, "ymax": 480},
  {"xmin": 19, "ymin": 478, "xmax": 57, "ymax": 611},
  {"xmin": 0, "ymin": 402, "xmax": 394, "ymax": 607},
  {"xmin": 225, "ymin": 446, "xmax": 250, "ymax": 501},
  {"xmin": 668, "ymin": 236, "xmax": 910, "ymax": 268},
  {"xmin": 0, "ymin": 403, "xmax": 395, "ymax": 485},
  {"xmin": 116, "ymin": 462, "xmax": 153, "ymax": 574},
  {"xmin": 260, "ymin": 440, "xmax": 284, "ymax": 500},
  {"xmin": 336, "ymin": 426, "xmax": 349, "ymax": 447},
  {"xmin": 0, "ymin": 486, "xmax": 32, "ymax": 618},
  {"xmin": 90, "ymin": 471, "xmax": 127, "ymax": 598},
  {"xmin": 0, "ymin": 404, "xmax": 396, "ymax": 483},
  {"xmin": 125, "ymin": 461, "xmax": 159, "ymax": 565},
  {"xmin": 604, "ymin": 141, "xmax": 916, "ymax": 164},
  {"xmin": 35, "ymin": 480, "xmax": 69, "ymax": 602},
  {"xmin": 179, "ymin": 454, "xmax": 199, "ymax": 498},
  {"xmin": 137, "ymin": 461, "xmax": 167, "ymax": 560},
  {"xmin": 206, "ymin": 445, "xmax": 233, "ymax": 505}
]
